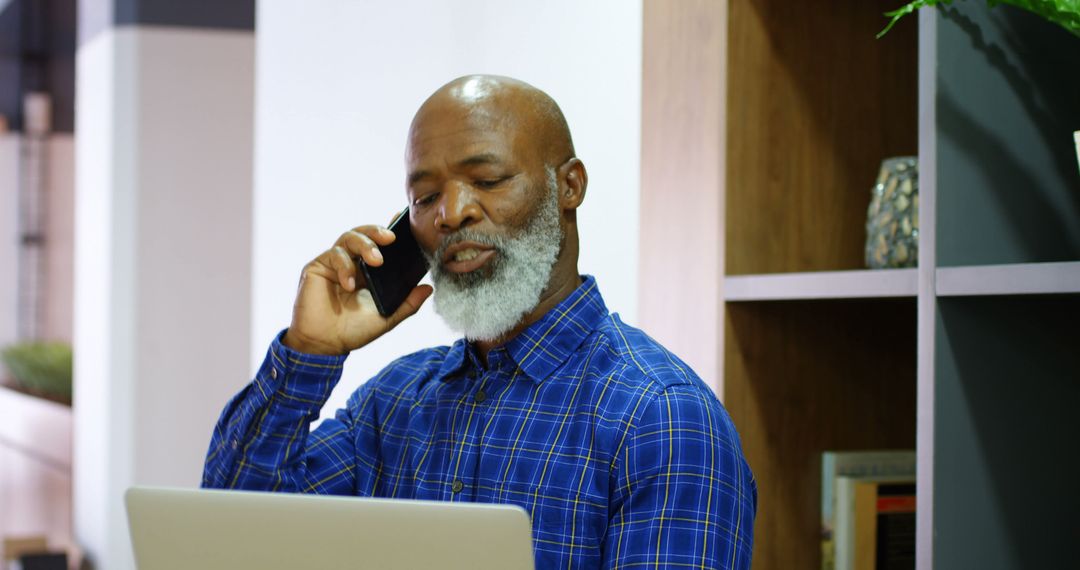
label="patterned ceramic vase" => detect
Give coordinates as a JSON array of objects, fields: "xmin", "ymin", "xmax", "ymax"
[{"xmin": 865, "ymin": 157, "xmax": 918, "ymax": 269}]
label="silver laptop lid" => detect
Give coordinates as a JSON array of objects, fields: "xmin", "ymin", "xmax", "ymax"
[{"xmin": 125, "ymin": 486, "xmax": 535, "ymax": 570}]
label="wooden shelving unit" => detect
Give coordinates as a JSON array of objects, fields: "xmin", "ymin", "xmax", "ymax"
[{"xmin": 641, "ymin": 1, "xmax": 1080, "ymax": 568}]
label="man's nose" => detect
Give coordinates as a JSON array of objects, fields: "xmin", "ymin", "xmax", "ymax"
[{"xmin": 435, "ymin": 181, "xmax": 481, "ymax": 232}]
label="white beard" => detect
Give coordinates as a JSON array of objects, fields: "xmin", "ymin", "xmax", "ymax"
[{"xmin": 426, "ymin": 171, "xmax": 562, "ymax": 342}]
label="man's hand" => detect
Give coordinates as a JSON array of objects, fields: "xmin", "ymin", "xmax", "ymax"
[{"xmin": 282, "ymin": 224, "xmax": 433, "ymax": 355}]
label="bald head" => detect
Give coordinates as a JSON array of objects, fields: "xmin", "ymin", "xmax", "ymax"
[{"xmin": 409, "ymin": 75, "xmax": 575, "ymax": 169}]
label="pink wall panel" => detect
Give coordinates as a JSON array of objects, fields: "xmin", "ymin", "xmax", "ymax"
[{"xmin": 639, "ymin": 0, "xmax": 727, "ymax": 394}]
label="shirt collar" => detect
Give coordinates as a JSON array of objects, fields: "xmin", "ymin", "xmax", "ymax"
[
  {"xmin": 435, "ymin": 339, "xmax": 469, "ymax": 381},
  {"xmin": 435, "ymin": 275, "xmax": 609, "ymax": 384}
]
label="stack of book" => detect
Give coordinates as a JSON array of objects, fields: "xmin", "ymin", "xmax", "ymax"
[{"xmin": 821, "ymin": 451, "xmax": 916, "ymax": 570}]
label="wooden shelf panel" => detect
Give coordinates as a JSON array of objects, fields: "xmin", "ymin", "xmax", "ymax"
[
  {"xmin": 724, "ymin": 298, "xmax": 916, "ymax": 569},
  {"xmin": 936, "ymin": 261, "xmax": 1080, "ymax": 297},
  {"xmin": 724, "ymin": 0, "xmax": 917, "ymax": 275},
  {"xmin": 725, "ymin": 269, "xmax": 917, "ymax": 301}
]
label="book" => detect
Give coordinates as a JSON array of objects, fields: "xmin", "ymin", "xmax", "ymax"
[
  {"xmin": 821, "ymin": 451, "xmax": 915, "ymax": 570},
  {"xmin": 835, "ymin": 475, "xmax": 915, "ymax": 570},
  {"xmin": 853, "ymin": 480, "xmax": 916, "ymax": 570}
]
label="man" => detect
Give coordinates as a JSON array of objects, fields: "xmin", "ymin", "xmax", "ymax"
[{"xmin": 203, "ymin": 75, "xmax": 756, "ymax": 569}]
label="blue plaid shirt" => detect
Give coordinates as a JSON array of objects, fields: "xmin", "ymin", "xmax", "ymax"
[{"xmin": 203, "ymin": 276, "xmax": 756, "ymax": 569}]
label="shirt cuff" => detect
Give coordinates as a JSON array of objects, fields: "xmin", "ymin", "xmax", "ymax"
[{"xmin": 256, "ymin": 329, "xmax": 349, "ymax": 412}]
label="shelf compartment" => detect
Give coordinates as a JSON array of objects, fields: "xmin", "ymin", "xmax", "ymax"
[
  {"xmin": 936, "ymin": 261, "xmax": 1080, "ymax": 297},
  {"xmin": 723, "ymin": 298, "xmax": 916, "ymax": 569},
  {"xmin": 933, "ymin": 4, "xmax": 1080, "ymax": 267},
  {"xmin": 934, "ymin": 295, "xmax": 1079, "ymax": 568},
  {"xmin": 725, "ymin": 0, "xmax": 917, "ymax": 275},
  {"xmin": 725, "ymin": 269, "xmax": 917, "ymax": 302}
]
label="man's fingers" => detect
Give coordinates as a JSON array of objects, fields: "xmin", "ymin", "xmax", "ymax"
[
  {"xmin": 351, "ymin": 225, "xmax": 396, "ymax": 246},
  {"xmin": 338, "ymin": 229, "xmax": 393, "ymax": 267},
  {"xmin": 340, "ymin": 231, "xmax": 381, "ymax": 267},
  {"xmin": 385, "ymin": 284, "xmax": 433, "ymax": 329},
  {"xmin": 327, "ymin": 246, "xmax": 357, "ymax": 291},
  {"xmin": 308, "ymin": 224, "xmax": 400, "ymax": 293}
]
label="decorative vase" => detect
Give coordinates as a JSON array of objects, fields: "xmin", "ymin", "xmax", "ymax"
[{"xmin": 865, "ymin": 157, "xmax": 918, "ymax": 269}]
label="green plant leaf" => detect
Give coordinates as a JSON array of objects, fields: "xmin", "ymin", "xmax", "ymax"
[
  {"xmin": 878, "ymin": 0, "xmax": 1080, "ymax": 38},
  {"xmin": 878, "ymin": 0, "xmax": 952, "ymax": 39}
]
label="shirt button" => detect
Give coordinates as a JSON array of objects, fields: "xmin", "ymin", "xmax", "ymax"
[
  {"xmin": 231, "ymin": 439, "xmax": 238, "ymax": 450},
  {"xmin": 451, "ymin": 480, "xmax": 464, "ymax": 493},
  {"xmin": 270, "ymin": 367, "xmax": 278, "ymax": 380},
  {"xmin": 474, "ymin": 390, "xmax": 487, "ymax": 404}
]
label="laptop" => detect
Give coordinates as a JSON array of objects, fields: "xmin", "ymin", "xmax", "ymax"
[{"xmin": 125, "ymin": 486, "xmax": 535, "ymax": 570}]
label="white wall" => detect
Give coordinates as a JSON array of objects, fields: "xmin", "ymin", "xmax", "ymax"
[
  {"xmin": 253, "ymin": 0, "xmax": 643, "ymax": 416},
  {"xmin": 75, "ymin": 27, "xmax": 254, "ymax": 570}
]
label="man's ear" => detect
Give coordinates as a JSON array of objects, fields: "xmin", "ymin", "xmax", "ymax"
[{"xmin": 560, "ymin": 158, "xmax": 588, "ymax": 210}]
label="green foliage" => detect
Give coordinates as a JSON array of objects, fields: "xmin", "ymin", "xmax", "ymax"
[
  {"xmin": 1, "ymin": 341, "xmax": 73, "ymax": 402},
  {"xmin": 878, "ymin": 0, "xmax": 1080, "ymax": 38}
]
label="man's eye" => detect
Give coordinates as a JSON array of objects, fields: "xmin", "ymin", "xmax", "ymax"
[
  {"xmin": 474, "ymin": 177, "xmax": 508, "ymax": 189},
  {"xmin": 413, "ymin": 193, "xmax": 438, "ymax": 206}
]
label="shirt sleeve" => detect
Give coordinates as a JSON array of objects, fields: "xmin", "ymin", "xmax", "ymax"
[
  {"xmin": 603, "ymin": 384, "xmax": 757, "ymax": 569},
  {"xmin": 201, "ymin": 330, "xmax": 375, "ymax": 496}
]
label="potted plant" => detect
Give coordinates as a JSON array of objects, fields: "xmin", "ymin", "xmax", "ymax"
[
  {"xmin": 877, "ymin": 0, "xmax": 1080, "ymax": 38},
  {"xmin": 1, "ymin": 341, "xmax": 73, "ymax": 405}
]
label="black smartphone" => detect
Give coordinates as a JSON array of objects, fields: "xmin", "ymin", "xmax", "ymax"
[{"xmin": 360, "ymin": 207, "xmax": 429, "ymax": 317}]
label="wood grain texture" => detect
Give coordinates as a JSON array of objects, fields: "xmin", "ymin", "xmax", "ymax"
[
  {"xmin": 724, "ymin": 299, "xmax": 917, "ymax": 569},
  {"xmin": 639, "ymin": 0, "xmax": 727, "ymax": 392},
  {"xmin": 725, "ymin": 0, "xmax": 918, "ymax": 275}
]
